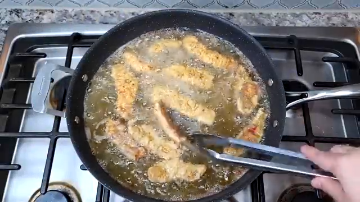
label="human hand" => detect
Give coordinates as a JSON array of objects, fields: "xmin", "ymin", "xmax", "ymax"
[{"xmin": 301, "ymin": 145, "xmax": 360, "ymax": 202}]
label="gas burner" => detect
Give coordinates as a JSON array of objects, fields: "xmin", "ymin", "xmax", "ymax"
[
  {"xmin": 277, "ymin": 184, "xmax": 333, "ymax": 202},
  {"xmin": 29, "ymin": 182, "xmax": 81, "ymax": 202},
  {"xmin": 35, "ymin": 190, "xmax": 70, "ymax": 202},
  {"xmin": 50, "ymin": 76, "xmax": 71, "ymax": 110}
]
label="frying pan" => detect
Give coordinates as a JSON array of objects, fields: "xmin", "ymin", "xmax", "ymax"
[{"xmin": 31, "ymin": 10, "xmax": 286, "ymax": 202}]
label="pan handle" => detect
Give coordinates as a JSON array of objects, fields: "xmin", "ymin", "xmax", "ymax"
[
  {"xmin": 286, "ymin": 83, "xmax": 360, "ymax": 110},
  {"xmin": 31, "ymin": 63, "xmax": 74, "ymax": 117}
]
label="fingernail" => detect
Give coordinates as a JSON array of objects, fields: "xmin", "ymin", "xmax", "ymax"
[
  {"xmin": 300, "ymin": 145, "xmax": 306, "ymax": 151},
  {"xmin": 300, "ymin": 145, "xmax": 309, "ymax": 153}
]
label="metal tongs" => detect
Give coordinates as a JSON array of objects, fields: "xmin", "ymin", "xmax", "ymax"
[{"xmin": 191, "ymin": 133, "xmax": 336, "ymax": 179}]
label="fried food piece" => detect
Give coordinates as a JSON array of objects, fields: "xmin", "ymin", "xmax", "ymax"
[
  {"xmin": 233, "ymin": 66, "xmax": 251, "ymax": 90},
  {"xmin": 236, "ymin": 81, "xmax": 260, "ymax": 115},
  {"xmin": 149, "ymin": 39, "xmax": 182, "ymax": 53},
  {"xmin": 128, "ymin": 123, "xmax": 181, "ymax": 160},
  {"xmin": 154, "ymin": 102, "xmax": 204, "ymax": 156},
  {"xmin": 242, "ymin": 82, "xmax": 259, "ymax": 99},
  {"xmin": 154, "ymin": 102, "xmax": 186, "ymax": 144},
  {"xmin": 224, "ymin": 108, "xmax": 267, "ymax": 156},
  {"xmin": 182, "ymin": 35, "xmax": 237, "ymax": 70},
  {"xmin": 237, "ymin": 108, "xmax": 266, "ymax": 141},
  {"xmin": 233, "ymin": 67, "xmax": 259, "ymax": 115},
  {"xmin": 123, "ymin": 51, "xmax": 154, "ymax": 72},
  {"xmin": 152, "ymin": 86, "xmax": 216, "ymax": 125},
  {"xmin": 111, "ymin": 64, "xmax": 138, "ymax": 119},
  {"xmin": 105, "ymin": 119, "xmax": 146, "ymax": 161},
  {"xmin": 147, "ymin": 158, "xmax": 207, "ymax": 183},
  {"xmin": 163, "ymin": 64, "xmax": 214, "ymax": 89}
]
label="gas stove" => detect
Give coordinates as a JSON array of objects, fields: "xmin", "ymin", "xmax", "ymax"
[{"xmin": 1, "ymin": 24, "xmax": 360, "ymax": 202}]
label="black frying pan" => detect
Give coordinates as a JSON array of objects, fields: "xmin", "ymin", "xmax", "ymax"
[{"xmin": 36, "ymin": 9, "xmax": 286, "ymax": 202}]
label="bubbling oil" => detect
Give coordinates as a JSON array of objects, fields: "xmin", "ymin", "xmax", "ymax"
[{"xmin": 84, "ymin": 28, "xmax": 269, "ymax": 201}]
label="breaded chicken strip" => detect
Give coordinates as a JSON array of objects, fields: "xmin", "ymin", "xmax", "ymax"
[
  {"xmin": 224, "ymin": 108, "xmax": 267, "ymax": 156},
  {"xmin": 105, "ymin": 119, "xmax": 146, "ymax": 161},
  {"xmin": 147, "ymin": 158, "xmax": 206, "ymax": 183},
  {"xmin": 236, "ymin": 81, "xmax": 260, "ymax": 115},
  {"xmin": 128, "ymin": 123, "xmax": 181, "ymax": 160},
  {"xmin": 163, "ymin": 64, "xmax": 214, "ymax": 89},
  {"xmin": 154, "ymin": 102, "xmax": 186, "ymax": 144},
  {"xmin": 123, "ymin": 51, "xmax": 154, "ymax": 72},
  {"xmin": 111, "ymin": 64, "xmax": 138, "ymax": 119},
  {"xmin": 154, "ymin": 102, "xmax": 208, "ymax": 157},
  {"xmin": 182, "ymin": 35, "xmax": 237, "ymax": 70},
  {"xmin": 149, "ymin": 39, "xmax": 182, "ymax": 53},
  {"xmin": 152, "ymin": 86, "xmax": 216, "ymax": 125},
  {"xmin": 233, "ymin": 66, "xmax": 251, "ymax": 90}
]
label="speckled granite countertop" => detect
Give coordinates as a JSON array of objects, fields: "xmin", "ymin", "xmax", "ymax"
[{"xmin": 0, "ymin": 9, "xmax": 360, "ymax": 51}]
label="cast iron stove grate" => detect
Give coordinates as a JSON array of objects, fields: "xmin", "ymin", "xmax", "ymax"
[{"xmin": 1, "ymin": 33, "xmax": 360, "ymax": 202}]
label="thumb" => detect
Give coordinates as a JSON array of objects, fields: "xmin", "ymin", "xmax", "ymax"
[
  {"xmin": 301, "ymin": 145, "xmax": 340, "ymax": 174},
  {"xmin": 311, "ymin": 177, "xmax": 346, "ymax": 202}
]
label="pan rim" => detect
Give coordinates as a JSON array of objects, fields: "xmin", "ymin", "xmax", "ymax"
[{"xmin": 66, "ymin": 9, "xmax": 286, "ymax": 202}]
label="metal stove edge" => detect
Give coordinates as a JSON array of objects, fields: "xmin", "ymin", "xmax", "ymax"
[
  {"xmin": 1, "ymin": 24, "xmax": 360, "ymax": 83},
  {"xmin": 1, "ymin": 23, "xmax": 360, "ymax": 202}
]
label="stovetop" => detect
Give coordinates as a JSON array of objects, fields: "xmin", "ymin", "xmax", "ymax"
[{"xmin": 1, "ymin": 24, "xmax": 360, "ymax": 202}]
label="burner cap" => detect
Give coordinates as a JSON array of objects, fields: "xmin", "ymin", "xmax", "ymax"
[
  {"xmin": 50, "ymin": 76, "xmax": 71, "ymax": 110},
  {"xmin": 35, "ymin": 190, "xmax": 70, "ymax": 202},
  {"xmin": 29, "ymin": 182, "xmax": 81, "ymax": 202},
  {"xmin": 277, "ymin": 184, "xmax": 333, "ymax": 202},
  {"xmin": 291, "ymin": 191, "xmax": 323, "ymax": 202}
]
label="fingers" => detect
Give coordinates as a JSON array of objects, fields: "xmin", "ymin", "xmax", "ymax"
[
  {"xmin": 301, "ymin": 145, "xmax": 339, "ymax": 174},
  {"xmin": 330, "ymin": 145, "xmax": 355, "ymax": 154},
  {"xmin": 311, "ymin": 177, "xmax": 346, "ymax": 202}
]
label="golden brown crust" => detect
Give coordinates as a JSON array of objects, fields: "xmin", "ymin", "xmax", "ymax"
[
  {"xmin": 147, "ymin": 158, "xmax": 207, "ymax": 183},
  {"xmin": 148, "ymin": 165, "xmax": 169, "ymax": 183},
  {"xmin": 152, "ymin": 86, "xmax": 216, "ymax": 125},
  {"xmin": 111, "ymin": 64, "xmax": 138, "ymax": 119},
  {"xmin": 163, "ymin": 64, "xmax": 214, "ymax": 89},
  {"xmin": 105, "ymin": 119, "xmax": 146, "ymax": 161},
  {"xmin": 182, "ymin": 35, "xmax": 237, "ymax": 70},
  {"xmin": 224, "ymin": 108, "xmax": 267, "ymax": 156},
  {"xmin": 123, "ymin": 51, "xmax": 154, "ymax": 72},
  {"xmin": 128, "ymin": 123, "xmax": 181, "ymax": 160},
  {"xmin": 236, "ymin": 81, "xmax": 260, "ymax": 115},
  {"xmin": 149, "ymin": 39, "xmax": 182, "ymax": 53},
  {"xmin": 242, "ymin": 82, "xmax": 259, "ymax": 98},
  {"xmin": 154, "ymin": 102, "xmax": 187, "ymax": 144}
]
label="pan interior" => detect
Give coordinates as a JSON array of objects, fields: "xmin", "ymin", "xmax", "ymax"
[{"xmin": 83, "ymin": 28, "xmax": 270, "ymax": 201}]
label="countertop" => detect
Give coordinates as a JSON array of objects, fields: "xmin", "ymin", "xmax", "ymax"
[
  {"xmin": 0, "ymin": 0, "xmax": 359, "ymax": 9},
  {"xmin": 0, "ymin": 9, "xmax": 360, "ymax": 51}
]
